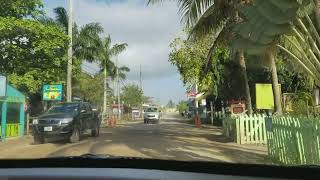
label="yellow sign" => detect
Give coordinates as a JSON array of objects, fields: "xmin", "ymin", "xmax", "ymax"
[{"xmin": 256, "ymin": 84, "xmax": 276, "ymax": 110}]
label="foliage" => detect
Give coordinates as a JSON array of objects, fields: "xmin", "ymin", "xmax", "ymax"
[
  {"xmin": 73, "ymin": 73, "xmax": 105, "ymax": 107},
  {"xmin": 98, "ymin": 35, "xmax": 129, "ymax": 79},
  {"xmin": 0, "ymin": 0, "xmax": 44, "ymax": 18},
  {"xmin": 278, "ymin": 7, "xmax": 320, "ymax": 86},
  {"xmin": 149, "ymin": 0, "xmax": 254, "ymax": 113},
  {"xmin": 176, "ymin": 101, "xmax": 188, "ymax": 113},
  {"xmin": 287, "ymin": 92, "xmax": 314, "ymax": 116},
  {"xmin": 0, "ymin": 16, "xmax": 69, "ymax": 94},
  {"xmin": 169, "ymin": 33, "xmax": 229, "ymax": 94},
  {"xmin": 233, "ymin": 0, "xmax": 313, "ymax": 55},
  {"xmin": 121, "ymin": 84, "xmax": 144, "ymax": 107}
]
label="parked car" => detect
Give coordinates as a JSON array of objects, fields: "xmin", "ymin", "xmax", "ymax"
[
  {"xmin": 143, "ymin": 107, "xmax": 161, "ymax": 124},
  {"xmin": 32, "ymin": 102, "xmax": 101, "ymax": 144}
]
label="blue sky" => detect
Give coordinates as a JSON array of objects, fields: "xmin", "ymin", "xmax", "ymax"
[{"xmin": 42, "ymin": 0, "xmax": 187, "ymax": 104}]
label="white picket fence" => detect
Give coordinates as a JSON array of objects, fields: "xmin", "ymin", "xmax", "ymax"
[{"xmin": 223, "ymin": 114, "xmax": 267, "ymax": 144}]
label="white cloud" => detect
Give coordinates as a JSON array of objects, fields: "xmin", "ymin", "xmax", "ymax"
[{"xmin": 74, "ymin": 0, "xmax": 182, "ymax": 80}]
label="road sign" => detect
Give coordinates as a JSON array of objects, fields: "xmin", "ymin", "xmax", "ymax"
[
  {"xmin": 43, "ymin": 84, "xmax": 63, "ymax": 101},
  {"xmin": 0, "ymin": 75, "xmax": 6, "ymax": 97}
]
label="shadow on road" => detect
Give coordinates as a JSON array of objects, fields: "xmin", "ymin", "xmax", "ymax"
[{"xmin": 46, "ymin": 119, "xmax": 270, "ymax": 164}]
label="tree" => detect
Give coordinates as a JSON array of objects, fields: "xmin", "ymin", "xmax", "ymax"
[
  {"xmin": 169, "ymin": 33, "xmax": 229, "ymax": 96},
  {"xmin": 73, "ymin": 72, "xmax": 105, "ymax": 108},
  {"xmin": 97, "ymin": 35, "xmax": 128, "ymax": 116},
  {"xmin": 0, "ymin": 0, "xmax": 43, "ymax": 18},
  {"xmin": 0, "ymin": 2, "xmax": 69, "ymax": 95},
  {"xmin": 148, "ymin": 0, "xmax": 253, "ymax": 114},
  {"xmin": 177, "ymin": 101, "xmax": 188, "ymax": 113},
  {"xmin": 49, "ymin": 7, "xmax": 104, "ymax": 63},
  {"xmin": 121, "ymin": 84, "xmax": 144, "ymax": 107},
  {"xmin": 232, "ymin": 0, "xmax": 314, "ymax": 114},
  {"xmin": 167, "ymin": 100, "xmax": 175, "ymax": 108},
  {"xmin": 277, "ymin": 7, "xmax": 320, "ymax": 86}
]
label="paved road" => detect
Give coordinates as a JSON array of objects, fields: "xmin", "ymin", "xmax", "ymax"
[{"xmin": 0, "ymin": 113, "xmax": 269, "ymax": 164}]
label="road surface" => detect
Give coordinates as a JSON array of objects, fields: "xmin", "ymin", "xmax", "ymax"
[{"xmin": 0, "ymin": 113, "xmax": 269, "ymax": 164}]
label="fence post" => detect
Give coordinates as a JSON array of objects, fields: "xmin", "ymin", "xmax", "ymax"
[{"xmin": 26, "ymin": 113, "xmax": 30, "ymax": 135}]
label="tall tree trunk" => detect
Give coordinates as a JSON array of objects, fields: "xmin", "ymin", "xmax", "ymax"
[
  {"xmin": 103, "ymin": 64, "xmax": 108, "ymax": 119},
  {"xmin": 237, "ymin": 51, "xmax": 253, "ymax": 114},
  {"xmin": 266, "ymin": 49, "xmax": 282, "ymax": 115}
]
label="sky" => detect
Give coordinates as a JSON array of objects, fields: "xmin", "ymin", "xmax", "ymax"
[{"xmin": 42, "ymin": 0, "xmax": 187, "ymax": 105}]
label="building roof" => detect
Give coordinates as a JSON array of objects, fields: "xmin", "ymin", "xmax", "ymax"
[{"xmin": 0, "ymin": 85, "xmax": 25, "ymax": 103}]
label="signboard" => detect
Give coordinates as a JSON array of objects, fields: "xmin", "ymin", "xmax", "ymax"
[
  {"xmin": 231, "ymin": 104, "xmax": 245, "ymax": 114},
  {"xmin": 0, "ymin": 75, "xmax": 6, "ymax": 97},
  {"xmin": 256, "ymin": 84, "xmax": 275, "ymax": 110},
  {"xmin": 42, "ymin": 84, "xmax": 63, "ymax": 101}
]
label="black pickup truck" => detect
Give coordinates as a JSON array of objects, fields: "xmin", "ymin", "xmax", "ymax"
[{"xmin": 32, "ymin": 102, "xmax": 101, "ymax": 144}]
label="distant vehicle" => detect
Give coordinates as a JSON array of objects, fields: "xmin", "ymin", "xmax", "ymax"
[
  {"xmin": 131, "ymin": 108, "xmax": 140, "ymax": 118},
  {"xmin": 143, "ymin": 107, "xmax": 161, "ymax": 124},
  {"xmin": 32, "ymin": 102, "xmax": 101, "ymax": 144}
]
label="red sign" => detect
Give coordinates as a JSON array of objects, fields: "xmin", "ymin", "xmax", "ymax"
[
  {"xmin": 226, "ymin": 100, "xmax": 245, "ymax": 105},
  {"xmin": 230, "ymin": 104, "xmax": 245, "ymax": 114}
]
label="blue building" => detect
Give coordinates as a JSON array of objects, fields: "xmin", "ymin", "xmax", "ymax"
[{"xmin": 0, "ymin": 84, "xmax": 25, "ymax": 140}]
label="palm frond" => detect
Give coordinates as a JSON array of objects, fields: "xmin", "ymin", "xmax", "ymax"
[
  {"xmin": 74, "ymin": 23, "xmax": 104, "ymax": 61},
  {"xmin": 110, "ymin": 43, "xmax": 128, "ymax": 56},
  {"xmin": 53, "ymin": 7, "xmax": 68, "ymax": 31},
  {"xmin": 118, "ymin": 66, "xmax": 130, "ymax": 72},
  {"xmin": 189, "ymin": 0, "xmax": 232, "ymax": 39}
]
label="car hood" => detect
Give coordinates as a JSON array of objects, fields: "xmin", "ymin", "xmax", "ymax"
[
  {"xmin": 144, "ymin": 112, "xmax": 159, "ymax": 115},
  {"xmin": 38, "ymin": 113, "xmax": 76, "ymax": 119}
]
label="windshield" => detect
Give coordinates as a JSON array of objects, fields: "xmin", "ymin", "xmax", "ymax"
[
  {"xmin": 146, "ymin": 108, "xmax": 158, "ymax": 112},
  {"xmin": 48, "ymin": 104, "xmax": 79, "ymax": 114},
  {"xmin": 1, "ymin": 0, "xmax": 319, "ymax": 168}
]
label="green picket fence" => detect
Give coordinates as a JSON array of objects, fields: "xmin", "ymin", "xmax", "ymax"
[
  {"xmin": 223, "ymin": 114, "xmax": 267, "ymax": 144},
  {"xmin": 266, "ymin": 116, "xmax": 320, "ymax": 165},
  {"xmin": 0, "ymin": 124, "xmax": 20, "ymax": 137}
]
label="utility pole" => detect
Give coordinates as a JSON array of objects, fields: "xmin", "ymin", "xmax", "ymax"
[
  {"xmin": 139, "ymin": 64, "xmax": 143, "ymax": 118},
  {"xmin": 67, "ymin": 0, "xmax": 73, "ymax": 102},
  {"xmin": 139, "ymin": 64, "xmax": 142, "ymax": 90},
  {"xmin": 116, "ymin": 56, "xmax": 121, "ymax": 120},
  {"xmin": 195, "ymin": 84, "xmax": 198, "ymax": 115},
  {"xmin": 102, "ymin": 61, "xmax": 107, "ymax": 119}
]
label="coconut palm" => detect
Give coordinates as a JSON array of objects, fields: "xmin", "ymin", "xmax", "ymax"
[
  {"xmin": 52, "ymin": 7, "xmax": 104, "ymax": 62},
  {"xmin": 98, "ymin": 35, "xmax": 128, "ymax": 117},
  {"xmin": 232, "ymin": 0, "xmax": 314, "ymax": 114},
  {"xmin": 148, "ymin": 0, "xmax": 253, "ymax": 114}
]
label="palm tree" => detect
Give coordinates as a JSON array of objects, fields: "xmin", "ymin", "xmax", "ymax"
[
  {"xmin": 148, "ymin": 0, "xmax": 253, "ymax": 114},
  {"xmin": 98, "ymin": 35, "xmax": 128, "ymax": 117},
  {"xmin": 232, "ymin": 0, "xmax": 314, "ymax": 114},
  {"xmin": 52, "ymin": 7, "xmax": 104, "ymax": 62}
]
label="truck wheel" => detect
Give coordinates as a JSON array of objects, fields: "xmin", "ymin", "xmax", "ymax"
[
  {"xmin": 144, "ymin": 119, "xmax": 147, "ymax": 124},
  {"xmin": 91, "ymin": 124, "xmax": 100, "ymax": 137},
  {"xmin": 69, "ymin": 127, "xmax": 80, "ymax": 143},
  {"xmin": 33, "ymin": 136, "xmax": 44, "ymax": 145}
]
